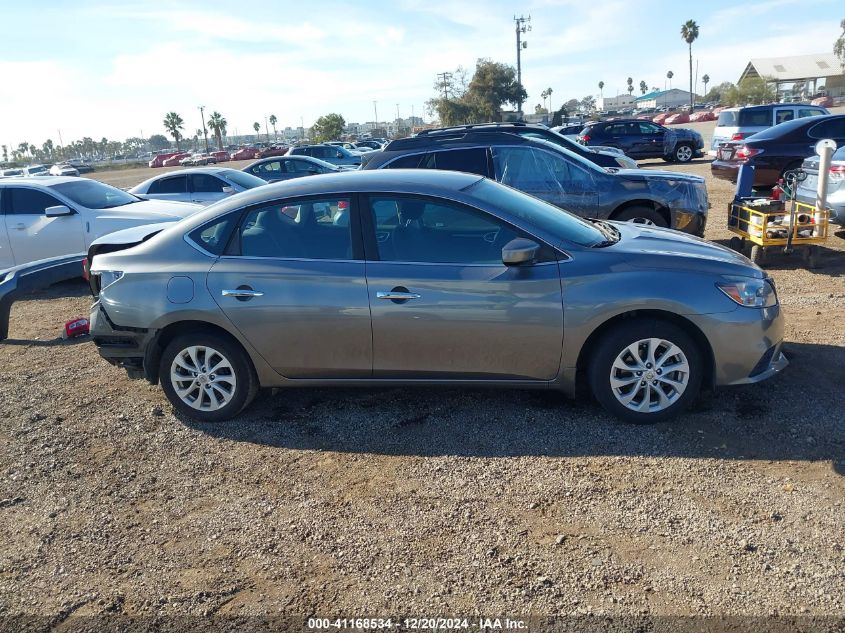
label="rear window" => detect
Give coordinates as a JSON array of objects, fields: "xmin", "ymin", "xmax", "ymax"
[{"xmin": 716, "ymin": 111, "xmax": 737, "ymax": 126}]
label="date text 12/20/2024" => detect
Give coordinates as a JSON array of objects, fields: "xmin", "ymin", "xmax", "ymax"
[{"xmin": 307, "ymin": 618, "xmax": 528, "ymax": 630}]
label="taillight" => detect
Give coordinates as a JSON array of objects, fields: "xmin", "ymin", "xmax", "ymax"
[
  {"xmin": 735, "ymin": 145, "xmax": 763, "ymax": 161},
  {"xmin": 82, "ymin": 257, "xmax": 90, "ymax": 282},
  {"xmin": 580, "ymin": 134, "xmax": 591, "ymax": 143},
  {"xmin": 830, "ymin": 165, "xmax": 845, "ymax": 181},
  {"xmin": 731, "ymin": 132, "xmax": 745, "ymax": 141}
]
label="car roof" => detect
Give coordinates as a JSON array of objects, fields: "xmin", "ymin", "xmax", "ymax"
[
  {"xmin": 384, "ymin": 130, "xmax": 538, "ymax": 152},
  {"xmin": 0, "ymin": 176, "xmax": 80, "ymax": 187},
  {"xmin": 415, "ymin": 122, "xmax": 549, "ymax": 136},
  {"xmin": 188, "ymin": 170, "xmax": 482, "ymax": 217}
]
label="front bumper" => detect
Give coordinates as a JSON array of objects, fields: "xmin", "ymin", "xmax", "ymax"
[
  {"xmin": 90, "ymin": 301, "xmax": 156, "ymax": 380},
  {"xmin": 688, "ymin": 303, "xmax": 787, "ymax": 386}
]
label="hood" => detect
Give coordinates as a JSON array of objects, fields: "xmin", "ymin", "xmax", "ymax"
[
  {"xmin": 90, "ymin": 222, "xmax": 174, "ymax": 247},
  {"xmin": 606, "ymin": 222, "xmax": 763, "ymax": 278},
  {"xmin": 613, "ymin": 169, "xmax": 704, "ymax": 184},
  {"xmin": 96, "ymin": 199, "xmax": 202, "ymax": 221}
]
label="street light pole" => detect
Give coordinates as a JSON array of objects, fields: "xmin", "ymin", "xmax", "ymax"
[
  {"xmin": 373, "ymin": 101, "xmax": 379, "ymax": 136},
  {"xmin": 198, "ymin": 106, "xmax": 209, "ymax": 153},
  {"xmin": 514, "ymin": 14, "xmax": 531, "ymax": 117}
]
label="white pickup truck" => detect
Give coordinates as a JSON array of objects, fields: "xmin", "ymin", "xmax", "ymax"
[{"xmin": 0, "ymin": 177, "xmax": 201, "ymax": 270}]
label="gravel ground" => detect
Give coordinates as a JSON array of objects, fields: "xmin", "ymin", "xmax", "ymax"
[{"xmin": 1, "ymin": 150, "xmax": 844, "ymax": 629}]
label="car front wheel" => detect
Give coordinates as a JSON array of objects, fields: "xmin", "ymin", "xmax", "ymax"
[
  {"xmin": 159, "ymin": 333, "xmax": 258, "ymax": 422},
  {"xmin": 673, "ymin": 143, "xmax": 694, "ymax": 163},
  {"xmin": 612, "ymin": 206, "xmax": 668, "ymax": 228},
  {"xmin": 588, "ymin": 320, "xmax": 703, "ymax": 423}
]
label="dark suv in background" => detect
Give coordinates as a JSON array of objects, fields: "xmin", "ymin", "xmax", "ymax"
[
  {"xmin": 578, "ymin": 119, "xmax": 705, "ymax": 163},
  {"xmin": 408, "ymin": 123, "xmax": 638, "ymax": 169},
  {"xmin": 363, "ymin": 131, "xmax": 708, "ymax": 235}
]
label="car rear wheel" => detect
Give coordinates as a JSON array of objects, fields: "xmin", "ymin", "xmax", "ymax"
[
  {"xmin": 612, "ymin": 206, "xmax": 668, "ymax": 228},
  {"xmin": 673, "ymin": 144, "xmax": 694, "ymax": 163},
  {"xmin": 588, "ymin": 320, "xmax": 703, "ymax": 423},
  {"xmin": 160, "ymin": 333, "xmax": 258, "ymax": 422}
]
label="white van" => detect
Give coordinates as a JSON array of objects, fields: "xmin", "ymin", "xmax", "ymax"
[{"xmin": 710, "ymin": 103, "xmax": 828, "ymax": 154}]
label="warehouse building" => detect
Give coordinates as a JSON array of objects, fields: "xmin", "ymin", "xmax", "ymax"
[{"xmin": 635, "ymin": 89, "xmax": 696, "ymax": 109}]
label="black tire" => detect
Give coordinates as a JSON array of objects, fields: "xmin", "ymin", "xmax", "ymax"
[
  {"xmin": 613, "ymin": 206, "xmax": 669, "ymax": 228},
  {"xmin": 804, "ymin": 245, "xmax": 820, "ymax": 269},
  {"xmin": 588, "ymin": 319, "xmax": 703, "ymax": 424},
  {"xmin": 159, "ymin": 332, "xmax": 258, "ymax": 422},
  {"xmin": 728, "ymin": 236, "xmax": 743, "ymax": 252},
  {"xmin": 750, "ymin": 244, "xmax": 766, "ymax": 266},
  {"xmin": 673, "ymin": 143, "xmax": 694, "ymax": 163}
]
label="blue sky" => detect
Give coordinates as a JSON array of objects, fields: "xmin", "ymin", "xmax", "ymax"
[{"xmin": 0, "ymin": 0, "xmax": 841, "ymax": 148}]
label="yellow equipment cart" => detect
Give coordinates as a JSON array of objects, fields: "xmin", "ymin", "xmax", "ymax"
[{"xmin": 727, "ymin": 198, "xmax": 830, "ymax": 269}]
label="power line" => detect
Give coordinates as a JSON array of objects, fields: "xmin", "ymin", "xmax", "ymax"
[{"xmin": 436, "ymin": 71, "xmax": 453, "ymax": 99}]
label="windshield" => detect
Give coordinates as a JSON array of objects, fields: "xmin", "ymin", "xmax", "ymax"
[
  {"xmin": 223, "ymin": 170, "xmax": 267, "ymax": 189},
  {"xmin": 51, "ymin": 179, "xmax": 140, "ymax": 209},
  {"xmin": 466, "ymin": 178, "xmax": 606, "ymax": 247}
]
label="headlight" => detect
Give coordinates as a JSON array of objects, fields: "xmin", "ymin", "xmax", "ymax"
[
  {"xmin": 95, "ymin": 270, "xmax": 124, "ymax": 290},
  {"xmin": 716, "ymin": 277, "xmax": 777, "ymax": 308}
]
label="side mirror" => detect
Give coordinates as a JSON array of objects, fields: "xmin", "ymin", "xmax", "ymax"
[
  {"xmin": 221, "ymin": 186, "xmax": 235, "ymax": 194},
  {"xmin": 502, "ymin": 238, "xmax": 540, "ymax": 266},
  {"xmin": 45, "ymin": 205, "xmax": 73, "ymax": 217}
]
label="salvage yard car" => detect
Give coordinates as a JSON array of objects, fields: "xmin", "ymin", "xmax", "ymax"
[
  {"xmin": 363, "ymin": 131, "xmax": 708, "ymax": 235},
  {"xmin": 88, "ymin": 170, "xmax": 785, "ymax": 424},
  {"xmin": 128, "ymin": 168, "xmax": 267, "ymax": 205},
  {"xmin": 577, "ymin": 119, "xmax": 705, "ymax": 163},
  {"xmin": 0, "ymin": 177, "xmax": 201, "ymax": 269},
  {"xmin": 709, "ymin": 103, "xmax": 828, "ymax": 155}
]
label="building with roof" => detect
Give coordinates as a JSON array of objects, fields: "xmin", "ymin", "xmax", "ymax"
[
  {"xmin": 597, "ymin": 95, "xmax": 636, "ymax": 111},
  {"xmin": 738, "ymin": 53, "xmax": 845, "ymax": 98},
  {"xmin": 635, "ymin": 89, "xmax": 696, "ymax": 109}
]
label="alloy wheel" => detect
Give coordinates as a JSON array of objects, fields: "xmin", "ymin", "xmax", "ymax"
[
  {"xmin": 609, "ymin": 337, "xmax": 690, "ymax": 413},
  {"xmin": 169, "ymin": 345, "xmax": 237, "ymax": 411},
  {"xmin": 675, "ymin": 145, "xmax": 693, "ymax": 162}
]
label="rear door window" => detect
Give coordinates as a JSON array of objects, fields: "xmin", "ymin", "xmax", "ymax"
[
  {"xmin": 799, "ymin": 108, "xmax": 826, "ymax": 118},
  {"xmin": 385, "ymin": 153, "xmax": 427, "ymax": 169},
  {"xmin": 148, "ymin": 175, "xmax": 188, "ymax": 194},
  {"xmin": 716, "ymin": 111, "xmax": 738, "ymax": 126},
  {"xmin": 774, "ymin": 109, "xmax": 794, "ymax": 124},
  {"xmin": 808, "ymin": 118, "xmax": 845, "ymax": 140},
  {"xmin": 737, "ymin": 109, "xmax": 772, "ymax": 126}
]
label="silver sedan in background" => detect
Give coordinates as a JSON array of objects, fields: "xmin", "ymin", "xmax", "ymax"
[
  {"xmin": 128, "ymin": 167, "xmax": 267, "ymax": 205},
  {"xmin": 89, "ymin": 170, "xmax": 786, "ymax": 424}
]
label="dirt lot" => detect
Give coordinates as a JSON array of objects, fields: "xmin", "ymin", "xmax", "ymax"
[{"xmin": 1, "ymin": 148, "xmax": 844, "ymax": 628}]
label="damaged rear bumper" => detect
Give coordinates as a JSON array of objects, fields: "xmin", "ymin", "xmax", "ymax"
[{"xmin": 90, "ymin": 301, "xmax": 157, "ymax": 380}]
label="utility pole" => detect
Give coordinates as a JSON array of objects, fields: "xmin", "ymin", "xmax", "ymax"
[
  {"xmin": 373, "ymin": 101, "xmax": 379, "ymax": 135},
  {"xmin": 514, "ymin": 14, "xmax": 531, "ymax": 116},
  {"xmin": 436, "ymin": 71, "xmax": 453, "ymax": 99},
  {"xmin": 198, "ymin": 106, "xmax": 209, "ymax": 153}
]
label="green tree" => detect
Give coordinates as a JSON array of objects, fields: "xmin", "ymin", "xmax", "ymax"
[
  {"xmin": 580, "ymin": 95, "xmax": 596, "ymax": 112},
  {"xmin": 163, "ymin": 112, "xmax": 185, "ymax": 151},
  {"xmin": 834, "ymin": 18, "xmax": 845, "ymax": 67},
  {"xmin": 627, "ymin": 77, "xmax": 633, "ymax": 95},
  {"xmin": 149, "ymin": 134, "xmax": 170, "ymax": 151},
  {"xmin": 550, "ymin": 104, "xmax": 567, "ymax": 127},
  {"xmin": 464, "ymin": 58, "xmax": 526, "ymax": 121},
  {"xmin": 207, "ymin": 111, "xmax": 227, "ymax": 151},
  {"xmin": 17, "ymin": 142, "xmax": 30, "ymax": 158},
  {"xmin": 269, "ymin": 114, "xmax": 278, "ymax": 141},
  {"xmin": 640, "ymin": 80, "xmax": 648, "ymax": 95},
  {"xmin": 681, "ymin": 20, "xmax": 700, "ymax": 109},
  {"xmin": 724, "ymin": 77, "xmax": 775, "ymax": 105},
  {"xmin": 311, "ymin": 113, "xmax": 346, "ymax": 142},
  {"xmin": 252, "ymin": 122, "xmax": 260, "ymax": 140},
  {"xmin": 1, "ymin": 145, "xmax": 7, "ymax": 163}
]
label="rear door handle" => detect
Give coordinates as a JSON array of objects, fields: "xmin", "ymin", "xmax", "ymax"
[
  {"xmin": 377, "ymin": 291, "xmax": 420, "ymax": 301},
  {"xmin": 222, "ymin": 288, "xmax": 264, "ymax": 298}
]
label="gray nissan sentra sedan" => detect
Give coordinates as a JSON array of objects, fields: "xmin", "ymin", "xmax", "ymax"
[{"xmin": 88, "ymin": 170, "xmax": 787, "ymax": 424}]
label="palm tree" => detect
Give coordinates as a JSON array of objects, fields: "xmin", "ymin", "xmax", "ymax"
[
  {"xmin": 207, "ymin": 111, "xmax": 228, "ymax": 151},
  {"xmin": 666, "ymin": 70, "xmax": 674, "ymax": 89},
  {"xmin": 269, "ymin": 114, "xmax": 278, "ymax": 141},
  {"xmin": 626, "ymin": 77, "xmax": 633, "ymax": 96},
  {"xmin": 163, "ymin": 112, "xmax": 185, "ymax": 151},
  {"xmin": 639, "ymin": 80, "xmax": 648, "ymax": 95},
  {"xmin": 702, "ymin": 74, "xmax": 710, "ymax": 99},
  {"xmin": 680, "ymin": 20, "xmax": 700, "ymax": 110},
  {"xmin": 17, "ymin": 142, "xmax": 30, "ymax": 158},
  {"xmin": 253, "ymin": 122, "xmax": 260, "ymax": 142},
  {"xmin": 545, "ymin": 87, "xmax": 553, "ymax": 113},
  {"xmin": 598, "ymin": 81, "xmax": 604, "ymax": 98}
]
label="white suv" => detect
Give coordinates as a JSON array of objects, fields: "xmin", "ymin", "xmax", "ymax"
[{"xmin": 710, "ymin": 103, "xmax": 828, "ymax": 154}]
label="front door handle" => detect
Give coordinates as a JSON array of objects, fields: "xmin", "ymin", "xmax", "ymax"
[
  {"xmin": 14, "ymin": 223, "xmax": 25, "ymax": 230},
  {"xmin": 377, "ymin": 291, "xmax": 420, "ymax": 301}
]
